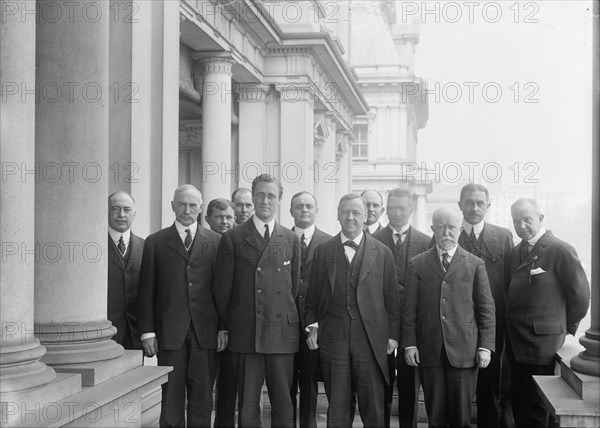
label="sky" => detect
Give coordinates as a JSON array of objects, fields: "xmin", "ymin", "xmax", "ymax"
[{"xmin": 407, "ymin": 0, "xmax": 593, "ymax": 201}]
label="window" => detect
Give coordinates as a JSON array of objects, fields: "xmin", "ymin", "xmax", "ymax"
[{"xmin": 352, "ymin": 125, "xmax": 368, "ymax": 160}]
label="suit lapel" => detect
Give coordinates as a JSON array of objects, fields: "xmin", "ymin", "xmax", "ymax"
[
  {"xmin": 358, "ymin": 234, "xmax": 377, "ymax": 283},
  {"xmin": 444, "ymin": 246, "xmax": 466, "ymax": 279},
  {"xmin": 124, "ymin": 234, "xmax": 142, "ymax": 272},
  {"xmin": 108, "ymin": 235, "xmax": 126, "ymax": 270},
  {"xmin": 424, "ymin": 247, "xmax": 445, "ymax": 280},
  {"xmin": 244, "ymin": 219, "xmax": 267, "ymax": 256},
  {"xmin": 480, "ymin": 223, "xmax": 499, "ymax": 261},
  {"xmin": 167, "ymin": 224, "xmax": 190, "ymax": 261}
]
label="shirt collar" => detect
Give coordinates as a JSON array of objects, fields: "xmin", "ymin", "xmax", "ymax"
[
  {"xmin": 341, "ymin": 231, "xmax": 364, "ymax": 247},
  {"xmin": 175, "ymin": 220, "xmax": 198, "ymax": 235},
  {"xmin": 436, "ymin": 244, "xmax": 457, "ymax": 259},
  {"xmin": 109, "ymin": 227, "xmax": 130, "ymax": 244},
  {"xmin": 389, "ymin": 224, "xmax": 410, "ymax": 236},
  {"xmin": 528, "ymin": 227, "xmax": 546, "ymax": 246},
  {"xmin": 367, "ymin": 222, "xmax": 380, "ymax": 234},
  {"xmin": 294, "ymin": 224, "xmax": 315, "ymax": 242},
  {"xmin": 462, "ymin": 220, "xmax": 485, "ymax": 237},
  {"xmin": 252, "ymin": 215, "xmax": 275, "ymax": 236}
]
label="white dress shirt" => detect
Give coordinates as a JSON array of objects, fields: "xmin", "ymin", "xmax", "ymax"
[{"xmin": 109, "ymin": 227, "xmax": 131, "ymax": 255}]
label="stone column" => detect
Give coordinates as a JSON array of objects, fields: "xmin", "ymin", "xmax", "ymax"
[
  {"xmin": 0, "ymin": 0, "xmax": 56, "ymax": 395},
  {"xmin": 415, "ymin": 192, "xmax": 428, "ymax": 233},
  {"xmin": 314, "ymin": 115, "xmax": 338, "ymax": 233},
  {"xmin": 238, "ymin": 84, "xmax": 271, "ymax": 189},
  {"xmin": 571, "ymin": 0, "xmax": 599, "ymax": 375},
  {"xmin": 278, "ymin": 85, "xmax": 315, "ymax": 223},
  {"xmin": 199, "ymin": 57, "xmax": 234, "ymax": 206},
  {"xmin": 335, "ymin": 132, "xmax": 351, "ymax": 203},
  {"xmin": 34, "ymin": 0, "xmax": 123, "ymax": 364}
]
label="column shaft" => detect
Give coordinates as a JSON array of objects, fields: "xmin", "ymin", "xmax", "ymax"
[
  {"xmin": 200, "ymin": 57, "xmax": 234, "ymax": 206},
  {"xmin": 278, "ymin": 86, "xmax": 315, "ymax": 223},
  {"xmin": 314, "ymin": 116, "xmax": 338, "ymax": 233},
  {"xmin": 35, "ymin": 0, "xmax": 122, "ymax": 364},
  {"xmin": 0, "ymin": 0, "xmax": 56, "ymax": 394}
]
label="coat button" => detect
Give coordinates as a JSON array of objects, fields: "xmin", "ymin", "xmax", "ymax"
[
  {"xmin": 187, "ymin": 265, "xmax": 191, "ymax": 269},
  {"xmin": 257, "ymin": 267, "xmax": 262, "ymax": 271},
  {"xmin": 441, "ymin": 315, "xmax": 446, "ymax": 320},
  {"xmin": 300, "ymin": 278, "xmax": 303, "ymax": 282},
  {"xmin": 299, "ymin": 295, "xmax": 304, "ymax": 299},
  {"xmin": 188, "ymin": 282, "xmax": 192, "ymax": 286},
  {"xmin": 257, "ymin": 289, "xmax": 262, "ymax": 294},
  {"xmin": 277, "ymin": 313, "xmax": 282, "ymax": 318},
  {"xmin": 442, "ymin": 297, "xmax": 447, "ymax": 302},
  {"xmin": 277, "ymin": 267, "xmax": 281, "ymax": 272}
]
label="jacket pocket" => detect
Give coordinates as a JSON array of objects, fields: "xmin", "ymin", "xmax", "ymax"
[
  {"xmin": 532, "ymin": 321, "xmax": 564, "ymax": 335},
  {"xmin": 287, "ymin": 310, "xmax": 300, "ymax": 324}
]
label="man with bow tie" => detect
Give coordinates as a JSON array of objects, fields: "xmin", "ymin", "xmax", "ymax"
[
  {"xmin": 403, "ymin": 207, "xmax": 495, "ymax": 428},
  {"xmin": 372, "ymin": 188, "xmax": 430, "ymax": 428},
  {"xmin": 305, "ymin": 193, "xmax": 400, "ymax": 427},
  {"xmin": 107, "ymin": 191, "xmax": 144, "ymax": 350},
  {"xmin": 457, "ymin": 183, "xmax": 514, "ymax": 428},
  {"xmin": 214, "ymin": 174, "xmax": 301, "ymax": 428},
  {"xmin": 137, "ymin": 184, "xmax": 225, "ymax": 427},
  {"xmin": 507, "ymin": 198, "xmax": 589, "ymax": 428}
]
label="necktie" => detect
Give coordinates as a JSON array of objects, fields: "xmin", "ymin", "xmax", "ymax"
[
  {"xmin": 343, "ymin": 240, "xmax": 359, "ymax": 251},
  {"xmin": 300, "ymin": 233, "xmax": 308, "ymax": 260},
  {"xmin": 395, "ymin": 232, "xmax": 405, "ymax": 254},
  {"xmin": 264, "ymin": 224, "xmax": 270, "ymax": 242},
  {"xmin": 118, "ymin": 236, "xmax": 126, "ymax": 256},
  {"xmin": 301, "ymin": 233, "xmax": 307, "ymax": 248},
  {"xmin": 469, "ymin": 228, "xmax": 477, "ymax": 242},
  {"xmin": 520, "ymin": 241, "xmax": 532, "ymax": 263},
  {"xmin": 442, "ymin": 252, "xmax": 450, "ymax": 271},
  {"xmin": 184, "ymin": 228, "xmax": 192, "ymax": 251}
]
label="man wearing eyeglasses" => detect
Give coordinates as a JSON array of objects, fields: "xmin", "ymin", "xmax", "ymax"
[
  {"xmin": 457, "ymin": 183, "xmax": 514, "ymax": 428},
  {"xmin": 107, "ymin": 191, "xmax": 144, "ymax": 350}
]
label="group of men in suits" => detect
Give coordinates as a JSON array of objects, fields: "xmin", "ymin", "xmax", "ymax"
[{"xmin": 106, "ymin": 180, "xmax": 590, "ymax": 428}]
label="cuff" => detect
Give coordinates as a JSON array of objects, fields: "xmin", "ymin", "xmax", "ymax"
[{"xmin": 141, "ymin": 332, "xmax": 156, "ymax": 341}]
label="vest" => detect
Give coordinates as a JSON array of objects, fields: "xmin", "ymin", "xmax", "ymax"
[{"xmin": 328, "ymin": 242, "xmax": 364, "ymax": 320}]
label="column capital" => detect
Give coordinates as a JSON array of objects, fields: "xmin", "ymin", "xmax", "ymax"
[
  {"xmin": 197, "ymin": 56, "xmax": 235, "ymax": 75},
  {"xmin": 276, "ymin": 83, "xmax": 315, "ymax": 107},
  {"xmin": 237, "ymin": 83, "xmax": 272, "ymax": 104}
]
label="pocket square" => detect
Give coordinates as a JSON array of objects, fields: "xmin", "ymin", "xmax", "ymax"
[
  {"xmin": 283, "ymin": 260, "xmax": 291, "ymax": 266},
  {"xmin": 530, "ymin": 267, "xmax": 546, "ymax": 275}
]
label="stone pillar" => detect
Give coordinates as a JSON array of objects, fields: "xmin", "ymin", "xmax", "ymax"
[
  {"xmin": 571, "ymin": 0, "xmax": 599, "ymax": 376},
  {"xmin": 314, "ymin": 115, "xmax": 338, "ymax": 234},
  {"xmin": 399, "ymin": 104, "xmax": 408, "ymax": 159},
  {"xmin": 199, "ymin": 57, "xmax": 234, "ymax": 206},
  {"xmin": 238, "ymin": 84, "xmax": 271, "ymax": 189},
  {"xmin": 335, "ymin": 132, "xmax": 351, "ymax": 215},
  {"xmin": 415, "ymin": 193, "xmax": 428, "ymax": 233},
  {"xmin": 278, "ymin": 85, "xmax": 315, "ymax": 223},
  {"xmin": 34, "ymin": 0, "xmax": 123, "ymax": 364},
  {"xmin": 0, "ymin": 0, "xmax": 56, "ymax": 395}
]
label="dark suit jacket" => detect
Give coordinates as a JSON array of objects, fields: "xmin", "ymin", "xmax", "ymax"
[
  {"xmin": 402, "ymin": 245, "xmax": 496, "ymax": 368},
  {"xmin": 294, "ymin": 227, "xmax": 332, "ymax": 329},
  {"xmin": 458, "ymin": 222, "xmax": 513, "ymax": 347},
  {"xmin": 108, "ymin": 232, "xmax": 144, "ymax": 348},
  {"xmin": 137, "ymin": 224, "xmax": 221, "ymax": 351},
  {"xmin": 306, "ymin": 233, "xmax": 401, "ymax": 383},
  {"xmin": 372, "ymin": 225, "xmax": 430, "ymax": 287},
  {"xmin": 213, "ymin": 218, "xmax": 301, "ymax": 354},
  {"xmin": 507, "ymin": 231, "xmax": 590, "ymax": 365}
]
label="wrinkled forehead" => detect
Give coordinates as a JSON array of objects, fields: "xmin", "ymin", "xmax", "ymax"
[{"xmin": 174, "ymin": 189, "xmax": 202, "ymax": 204}]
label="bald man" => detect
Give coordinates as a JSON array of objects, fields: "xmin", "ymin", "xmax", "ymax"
[
  {"xmin": 402, "ymin": 207, "xmax": 495, "ymax": 428},
  {"xmin": 137, "ymin": 185, "xmax": 226, "ymax": 427}
]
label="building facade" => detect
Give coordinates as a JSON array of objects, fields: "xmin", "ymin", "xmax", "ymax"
[
  {"xmin": 349, "ymin": 1, "xmax": 431, "ymax": 231},
  {"xmin": 0, "ymin": 0, "xmax": 366, "ymax": 425}
]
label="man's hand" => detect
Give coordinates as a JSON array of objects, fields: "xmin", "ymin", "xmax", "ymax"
[
  {"xmin": 476, "ymin": 349, "xmax": 491, "ymax": 368},
  {"xmin": 387, "ymin": 339, "xmax": 398, "ymax": 355},
  {"xmin": 306, "ymin": 327, "xmax": 318, "ymax": 350},
  {"xmin": 405, "ymin": 347, "xmax": 420, "ymax": 367},
  {"xmin": 142, "ymin": 337, "xmax": 159, "ymax": 357},
  {"xmin": 217, "ymin": 330, "xmax": 228, "ymax": 352}
]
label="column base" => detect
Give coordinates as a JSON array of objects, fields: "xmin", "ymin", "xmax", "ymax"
[
  {"xmin": 0, "ymin": 341, "xmax": 56, "ymax": 394},
  {"xmin": 534, "ymin": 340, "xmax": 600, "ymax": 427},
  {"xmin": 37, "ymin": 320, "xmax": 124, "ymax": 365},
  {"xmin": 571, "ymin": 331, "xmax": 600, "ymax": 377}
]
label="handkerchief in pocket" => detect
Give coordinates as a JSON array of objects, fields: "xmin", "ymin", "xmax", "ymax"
[
  {"xmin": 530, "ymin": 267, "xmax": 546, "ymax": 275},
  {"xmin": 283, "ymin": 260, "xmax": 291, "ymax": 266}
]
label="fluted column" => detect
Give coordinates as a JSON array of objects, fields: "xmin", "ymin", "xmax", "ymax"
[
  {"xmin": 415, "ymin": 193, "xmax": 427, "ymax": 233},
  {"xmin": 238, "ymin": 84, "xmax": 271, "ymax": 189},
  {"xmin": 34, "ymin": 0, "xmax": 123, "ymax": 364},
  {"xmin": 571, "ymin": 0, "xmax": 599, "ymax": 375},
  {"xmin": 314, "ymin": 115, "xmax": 338, "ymax": 233},
  {"xmin": 335, "ymin": 132, "xmax": 351, "ymax": 206},
  {"xmin": 199, "ymin": 57, "xmax": 234, "ymax": 205},
  {"xmin": 278, "ymin": 84, "xmax": 315, "ymax": 222},
  {"xmin": 0, "ymin": 0, "xmax": 56, "ymax": 394}
]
